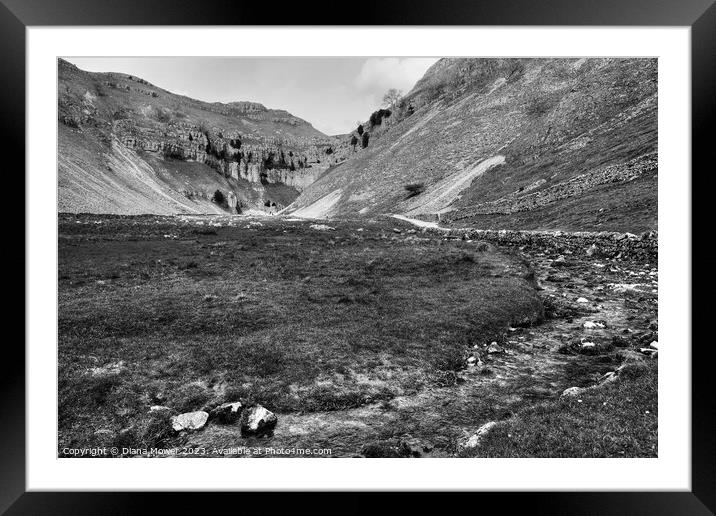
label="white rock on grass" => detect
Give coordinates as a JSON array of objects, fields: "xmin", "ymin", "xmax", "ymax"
[
  {"xmin": 649, "ymin": 341, "xmax": 659, "ymax": 349},
  {"xmin": 487, "ymin": 342, "xmax": 504, "ymax": 354},
  {"xmin": 87, "ymin": 361, "xmax": 125, "ymax": 377},
  {"xmin": 462, "ymin": 421, "xmax": 499, "ymax": 449},
  {"xmin": 309, "ymin": 224, "xmax": 335, "ymax": 231},
  {"xmin": 561, "ymin": 386, "xmax": 584, "ymax": 397},
  {"xmin": 171, "ymin": 411, "xmax": 209, "ymax": 432},
  {"xmin": 600, "ymin": 371, "xmax": 618, "ymax": 384},
  {"xmin": 240, "ymin": 405, "xmax": 278, "ymax": 436},
  {"xmin": 576, "ymin": 297, "xmax": 589, "ymax": 304},
  {"xmin": 583, "ymin": 321, "xmax": 605, "ymax": 329}
]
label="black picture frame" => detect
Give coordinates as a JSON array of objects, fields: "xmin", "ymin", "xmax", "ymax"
[{"xmin": 5, "ymin": 0, "xmax": 714, "ymax": 513}]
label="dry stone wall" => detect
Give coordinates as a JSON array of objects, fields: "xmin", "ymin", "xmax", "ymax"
[
  {"xmin": 439, "ymin": 227, "xmax": 657, "ymax": 261},
  {"xmin": 447, "ymin": 153, "xmax": 657, "ymax": 222}
]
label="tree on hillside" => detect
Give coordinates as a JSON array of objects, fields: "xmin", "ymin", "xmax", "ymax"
[
  {"xmin": 357, "ymin": 124, "xmax": 364, "ymax": 136},
  {"xmin": 369, "ymin": 108, "xmax": 391, "ymax": 127},
  {"xmin": 350, "ymin": 134, "xmax": 358, "ymax": 150},
  {"xmin": 212, "ymin": 190, "xmax": 226, "ymax": 206},
  {"xmin": 361, "ymin": 132, "xmax": 370, "ymax": 149},
  {"xmin": 382, "ymin": 88, "xmax": 403, "ymax": 108}
]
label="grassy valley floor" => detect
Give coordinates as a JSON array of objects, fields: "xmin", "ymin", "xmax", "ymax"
[{"xmin": 58, "ymin": 214, "xmax": 657, "ymax": 457}]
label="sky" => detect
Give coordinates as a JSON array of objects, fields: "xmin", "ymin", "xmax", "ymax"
[{"xmin": 63, "ymin": 57, "xmax": 439, "ymax": 135}]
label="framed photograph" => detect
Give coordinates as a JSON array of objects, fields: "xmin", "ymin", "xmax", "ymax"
[{"xmin": 7, "ymin": 0, "xmax": 713, "ymax": 512}]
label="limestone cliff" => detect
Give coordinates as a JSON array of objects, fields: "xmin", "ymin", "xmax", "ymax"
[{"xmin": 58, "ymin": 58, "xmax": 338, "ymax": 214}]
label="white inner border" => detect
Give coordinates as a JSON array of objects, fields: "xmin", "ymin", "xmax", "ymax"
[{"xmin": 27, "ymin": 27, "xmax": 691, "ymax": 491}]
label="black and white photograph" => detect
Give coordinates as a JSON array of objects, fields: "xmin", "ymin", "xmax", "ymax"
[
  {"xmin": 2, "ymin": 0, "xmax": 711, "ymax": 505},
  {"xmin": 56, "ymin": 55, "xmax": 660, "ymax": 459},
  {"xmin": 2, "ymin": 0, "xmax": 708, "ymax": 504}
]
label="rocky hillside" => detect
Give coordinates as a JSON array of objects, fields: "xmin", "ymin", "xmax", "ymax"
[
  {"xmin": 58, "ymin": 59, "xmax": 338, "ymax": 214},
  {"xmin": 285, "ymin": 58, "xmax": 657, "ymax": 233}
]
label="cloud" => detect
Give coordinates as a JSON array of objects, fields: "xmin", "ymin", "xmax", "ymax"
[
  {"xmin": 355, "ymin": 58, "xmax": 439, "ymax": 99},
  {"xmin": 311, "ymin": 94, "xmax": 379, "ymax": 135}
]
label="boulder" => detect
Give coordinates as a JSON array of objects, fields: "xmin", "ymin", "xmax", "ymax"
[
  {"xmin": 462, "ymin": 421, "xmax": 498, "ymax": 449},
  {"xmin": 487, "ymin": 342, "xmax": 504, "ymax": 354},
  {"xmin": 240, "ymin": 405, "xmax": 278, "ymax": 436},
  {"xmin": 561, "ymin": 386, "xmax": 584, "ymax": 397},
  {"xmin": 210, "ymin": 401, "xmax": 243, "ymax": 424},
  {"xmin": 170, "ymin": 411, "xmax": 209, "ymax": 432},
  {"xmin": 583, "ymin": 321, "xmax": 605, "ymax": 329},
  {"xmin": 149, "ymin": 405, "xmax": 172, "ymax": 414},
  {"xmin": 310, "ymin": 224, "xmax": 335, "ymax": 231}
]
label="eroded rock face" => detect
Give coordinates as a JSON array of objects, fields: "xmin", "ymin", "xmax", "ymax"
[
  {"xmin": 226, "ymin": 191, "xmax": 238, "ymax": 211},
  {"xmin": 115, "ymin": 121, "xmax": 330, "ymax": 193},
  {"xmin": 171, "ymin": 411, "xmax": 209, "ymax": 432},
  {"xmin": 57, "ymin": 58, "xmax": 337, "ymax": 214},
  {"xmin": 240, "ymin": 405, "xmax": 278, "ymax": 436}
]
